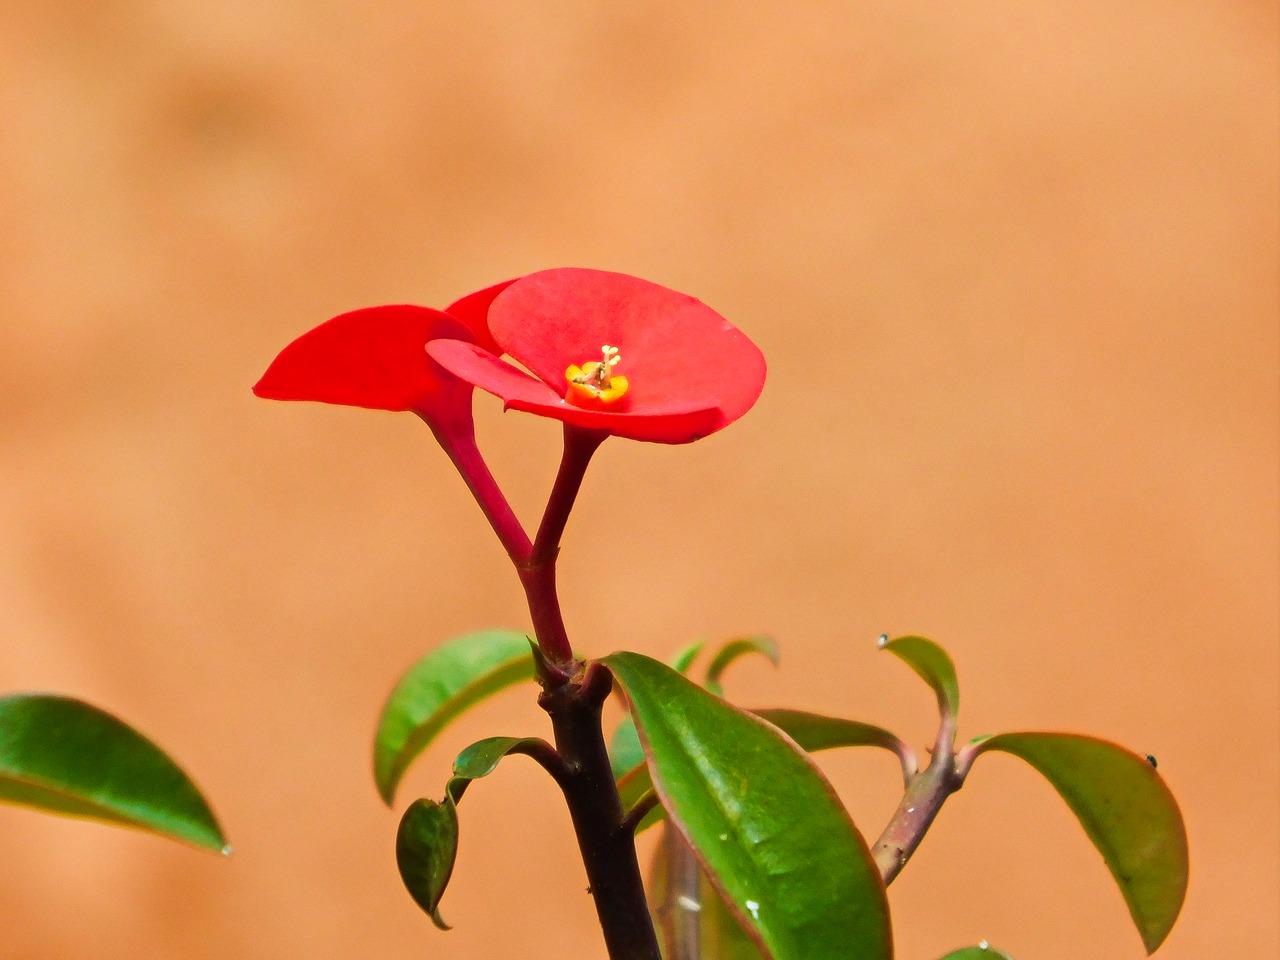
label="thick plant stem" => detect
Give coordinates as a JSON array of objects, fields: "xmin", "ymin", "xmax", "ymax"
[
  {"xmin": 540, "ymin": 664, "xmax": 663, "ymax": 960},
  {"xmin": 521, "ymin": 425, "xmax": 658, "ymax": 958}
]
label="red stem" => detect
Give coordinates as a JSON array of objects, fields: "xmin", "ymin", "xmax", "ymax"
[
  {"xmin": 428, "ymin": 414, "xmax": 532, "ymax": 565},
  {"xmin": 517, "ymin": 425, "xmax": 606, "ymax": 667}
]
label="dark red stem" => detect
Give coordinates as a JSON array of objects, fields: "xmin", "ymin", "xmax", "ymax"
[
  {"xmin": 540, "ymin": 664, "xmax": 662, "ymax": 960},
  {"xmin": 520, "ymin": 426, "xmax": 659, "ymax": 959}
]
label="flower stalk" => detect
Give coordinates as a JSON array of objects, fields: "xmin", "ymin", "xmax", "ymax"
[{"xmin": 519, "ymin": 426, "xmax": 660, "ymax": 959}]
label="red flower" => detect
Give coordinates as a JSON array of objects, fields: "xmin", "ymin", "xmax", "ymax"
[{"xmin": 428, "ymin": 268, "xmax": 766, "ymax": 444}]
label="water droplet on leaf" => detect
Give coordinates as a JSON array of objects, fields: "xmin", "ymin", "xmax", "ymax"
[{"xmin": 677, "ymin": 894, "xmax": 701, "ymax": 913}]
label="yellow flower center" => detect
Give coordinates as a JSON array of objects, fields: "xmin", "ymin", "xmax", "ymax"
[{"xmin": 565, "ymin": 345, "xmax": 630, "ymax": 405}]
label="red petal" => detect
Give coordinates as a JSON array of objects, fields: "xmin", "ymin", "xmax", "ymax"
[
  {"xmin": 429, "ymin": 339, "xmax": 722, "ymax": 443},
  {"xmin": 444, "ymin": 279, "xmax": 517, "ymax": 356},
  {"xmin": 254, "ymin": 305, "xmax": 473, "ymax": 421},
  {"xmin": 427, "ymin": 339, "xmax": 563, "ymax": 409},
  {"xmin": 488, "ymin": 268, "xmax": 766, "ymax": 427}
]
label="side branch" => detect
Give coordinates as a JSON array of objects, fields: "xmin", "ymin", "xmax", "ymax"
[{"xmin": 870, "ymin": 740, "xmax": 966, "ymax": 884}]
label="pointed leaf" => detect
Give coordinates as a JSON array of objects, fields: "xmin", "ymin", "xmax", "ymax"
[
  {"xmin": 971, "ymin": 732, "xmax": 1188, "ymax": 953},
  {"xmin": 670, "ymin": 640, "xmax": 707, "ymax": 676},
  {"xmin": 604, "ymin": 652, "xmax": 891, "ymax": 960},
  {"xmin": 704, "ymin": 636, "xmax": 779, "ymax": 696},
  {"xmin": 449, "ymin": 736, "xmax": 539, "ymax": 789},
  {"xmin": 397, "ymin": 735, "xmax": 552, "ymax": 929},
  {"xmin": 374, "ymin": 629, "xmax": 534, "ymax": 804},
  {"xmin": 618, "ymin": 707, "xmax": 915, "ymax": 833},
  {"xmin": 397, "ymin": 798, "xmax": 458, "ymax": 930},
  {"xmin": 881, "ymin": 635, "xmax": 959, "ymax": 721},
  {"xmin": 0, "ymin": 695, "xmax": 227, "ymax": 852},
  {"xmin": 611, "ymin": 641, "xmax": 707, "ymax": 778},
  {"xmin": 753, "ymin": 709, "xmax": 916, "ymax": 784},
  {"xmin": 610, "ymin": 716, "xmax": 646, "ymax": 780},
  {"xmin": 935, "ymin": 947, "xmax": 1015, "ymax": 960}
]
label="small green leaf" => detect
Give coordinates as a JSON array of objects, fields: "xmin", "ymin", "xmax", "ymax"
[
  {"xmin": 618, "ymin": 707, "xmax": 915, "ymax": 833},
  {"xmin": 610, "ymin": 717, "xmax": 645, "ymax": 780},
  {"xmin": 935, "ymin": 946, "xmax": 1016, "ymax": 960},
  {"xmin": 397, "ymin": 798, "xmax": 458, "ymax": 930},
  {"xmin": 611, "ymin": 641, "xmax": 707, "ymax": 779},
  {"xmin": 374, "ymin": 629, "xmax": 534, "ymax": 804},
  {"xmin": 670, "ymin": 640, "xmax": 707, "ymax": 675},
  {"xmin": 397, "ymin": 735, "xmax": 550, "ymax": 930},
  {"xmin": 972, "ymin": 732, "xmax": 1188, "ymax": 953},
  {"xmin": 881, "ymin": 634, "xmax": 959, "ymax": 720},
  {"xmin": 704, "ymin": 636, "xmax": 779, "ymax": 696},
  {"xmin": 753, "ymin": 709, "xmax": 916, "ymax": 783},
  {"xmin": 605, "ymin": 652, "xmax": 891, "ymax": 960},
  {"xmin": 449, "ymin": 736, "xmax": 535, "ymax": 791},
  {"xmin": 0, "ymin": 695, "xmax": 227, "ymax": 852}
]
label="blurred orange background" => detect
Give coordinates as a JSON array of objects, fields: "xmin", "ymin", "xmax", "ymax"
[{"xmin": 0, "ymin": 2, "xmax": 1275, "ymax": 958}]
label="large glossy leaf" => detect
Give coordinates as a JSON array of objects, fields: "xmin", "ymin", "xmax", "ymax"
[
  {"xmin": 617, "ymin": 707, "xmax": 914, "ymax": 833},
  {"xmin": 0, "ymin": 694, "xmax": 227, "ymax": 852},
  {"xmin": 610, "ymin": 641, "xmax": 707, "ymax": 779},
  {"xmin": 704, "ymin": 636, "xmax": 779, "ymax": 696},
  {"xmin": 971, "ymin": 732, "xmax": 1188, "ymax": 953},
  {"xmin": 374, "ymin": 629, "xmax": 534, "ymax": 804},
  {"xmin": 935, "ymin": 946, "xmax": 1015, "ymax": 960},
  {"xmin": 396, "ymin": 736, "xmax": 546, "ymax": 929},
  {"xmin": 881, "ymin": 635, "xmax": 959, "ymax": 720},
  {"xmin": 604, "ymin": 652, "xmax": 891, "ymax": 960}
]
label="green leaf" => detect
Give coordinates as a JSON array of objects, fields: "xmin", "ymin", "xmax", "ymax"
[
  {"xmin": 611, "ymin": 641, "xmax": 707, "ymax": 779},
  {"xmin": 374, "ymin": 629, "xmax": 534, "ymax": 804},
  {"xmin": 0, "ymin": 694, "xmax": 227, "ymax": 852},
  {"xmin": 397, "ymin": 797, "xmax": 458, "ymax": 930},
  {"xmin": 396, "ymin": 735, "xmax": 549, "ymax": 930},
  {"xmin": 881, "ymin": 634, "xmax": 959, "ymax": 720},
  {"xmin": 610, "ymin": 716, "xmax": 645, "ymax": 780},
  {"xmin": 670, "ymin": 640, "xmax": 707, "ymax": 675},
  {"xmin": 972, "ymin": 732, "xmax": 1188, "ymax": 953},
  {"xmin": 935, "ymin": 946, "xmax": 1016, "ymax": 960},
  {"xmin": 604, "ymin": 652, "xmax": 891, "ymax": 960},
  {"xmin": 704, "ymin": 635, "xmax": 779, "ymax": 696},
  {"xmin": 753, "ymin": 709, "xmax": 916, "ymax": 783},
  {"xmin": 618, "ymin": 707, "xmax": 915, "ymax": 833}
]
